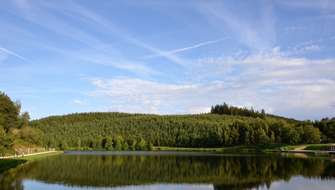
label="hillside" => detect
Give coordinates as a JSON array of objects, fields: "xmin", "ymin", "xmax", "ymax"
[{"xmin": 30, "ymin": 110, "xmax": 325, "ymax": 150}]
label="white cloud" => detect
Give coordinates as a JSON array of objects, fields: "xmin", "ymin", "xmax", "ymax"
[
  {"xmin": 193, "ymin": 49, "xmax": 335, "ymax": 119},
  {"xmin": 73, "ymin": 99, "xmax": 86, "ymax": 106},
  {"xmin": 87, "ymin": 48, "xmax": 335, "ymax": 119},
  {"xmin": 89, "ymin": 77, "xmax": 211, "ymax": 114},
  {"xmin": 287, "ymin": 41, "xmax": 322, "ymax": 55},
  {"xmin": 187, "ymin": 106, "xmax": 211, "ymax": 114}
]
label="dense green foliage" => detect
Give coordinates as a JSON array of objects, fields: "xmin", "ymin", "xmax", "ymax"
[
  {"xmin": 314, "ymin": 117, "xmax": 335, "ymax": 143},
  {"xmin": 211, "ymin": 103, "xmax": 266, "ymax": 118},
  {"xmin": 1, "ymin": 154, "xmax": 334, "ymax": 190},
  {"xmin": 31, "ymin": 109, "xmax": 323, "ymax": 150},
  {"xmin": 0, "ymin": 92, "xmax": 43, "ymax": 155},
  {"xmin": 0, "ymin": 92, "xmax": 20, "ymax": 132}
]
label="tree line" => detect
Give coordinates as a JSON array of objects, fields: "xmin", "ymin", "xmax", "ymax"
[
  {"xmin": 31, "ymin": 108, "xmax": 326, "ymax": 150},
  {"xmin": 211, "ymin": 103, "xmax": 267, "ymax": 118},
  {"xmin": 1, "ymin": 92, "xmax": 334, "ymax": 153}
]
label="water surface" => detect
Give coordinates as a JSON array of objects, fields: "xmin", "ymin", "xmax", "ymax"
[{"xmin": 1, "ymin": 151, "xmax": 334, "ymax": 190}]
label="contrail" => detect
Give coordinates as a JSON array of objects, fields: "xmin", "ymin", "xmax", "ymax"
[
  {"xmin": 142, "ymin": 37, "xmax": 229, "ymax": 59},
  {"xmin": 0, "ymin": 46, "xmax": 28, "ymax": 62}
]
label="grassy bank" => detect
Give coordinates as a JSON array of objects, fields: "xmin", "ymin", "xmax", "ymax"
[
  {"xmin": 155, "ymin": 145, "xmax": 283, "ymax": 153},
  {"xmin": 155, "ymin": 144, "xmax": 335, "ymax": 153},
  {"xmin": 21, "ymin": 151, "xmax": 63, "ymax": 161}
]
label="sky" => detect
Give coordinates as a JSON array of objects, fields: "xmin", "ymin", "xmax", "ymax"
[{"xmin": 0, "ymin": 0, "xmax": 334, "ymax": 120}]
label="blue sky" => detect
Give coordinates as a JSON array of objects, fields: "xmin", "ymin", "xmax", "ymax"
[{"xmin": 0, "ymin": 0, "xmax": 334, "ymax": 120}]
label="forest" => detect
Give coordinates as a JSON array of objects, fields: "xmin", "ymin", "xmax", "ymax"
[
  {"xmin": 1, "ymin": 91, "xmax": 334, "ymax": 153},
  {"xmin": 30, "ymin": 111, "xmax": 328, "ymax": 150}
]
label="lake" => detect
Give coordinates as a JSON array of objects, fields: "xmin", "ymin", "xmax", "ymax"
[{"xmin": 0, "ymin": 151, "xmax": 334, "ymax": 190}]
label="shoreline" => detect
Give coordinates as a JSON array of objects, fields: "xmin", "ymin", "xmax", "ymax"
[
  {"xmin": 154, "ymin": 144, "xmax": 335, "ymax": 155},
  {"xmin": 0, "ymin": 151, "xmax": 63, "ymax": 160},
  {"xmin": 64, "ymin": 144, "xmax": 335, "ymax": 155}
]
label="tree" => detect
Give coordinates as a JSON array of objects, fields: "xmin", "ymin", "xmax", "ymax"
[
  {"xmin": 19, "ymin": 127, "xmax": 43, "ymax": 145},
  {"xmin": 128, "ymin": 139, "xmax": 137, "ymax": 151},
  {"xmin": 282, "ymin": 127, "xmax": 301, "ymax": 144},
  {"xmin": 114, "ymin": 136, "xmax": 123, "ymax": 150},
  {"xmin": 77, "ymin": 138, "xmax": 82, "ymax": 149},
  {"xmin": 122, "ymin": 141, "xmax": 129, "ymax": 150},
  {"xmin": 20, "ymin": 112, "xmax": 30, "ymax": 128},
  {"xmin": 0, "ymin": 92, "xmax": 20, "ymax": 131},
  {"xmin": 0, "ymin": 126, "xmax": 12, "ymax": 155},
  {"xmin": 147, "ymin": 142, "xmax": 154, "ymax": 151},
  {"xmin": 105, "ymin": 137, "xmax": 114, "ymax": 151},
  {"xmin": 60, "ymin": 141, "xmax": 68, "ymax": 150},
  {"xmin": 136, "ymin": 138, "xmax": 146, "ymax": 150},
  {"xmin": 261, "ymin": 109, "xmax": 266, "ymax": 118},
  {"xmin": 302, "ymin": 125, "xmax": 320, "ymax": 144}
]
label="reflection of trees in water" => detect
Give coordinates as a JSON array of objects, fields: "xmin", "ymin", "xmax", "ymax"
[{"xmin": 1, "ymin": 154, "xmax": 335, "ymax": 190}]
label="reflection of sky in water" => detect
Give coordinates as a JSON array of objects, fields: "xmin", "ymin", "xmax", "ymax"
[
  {"xmin": 23, "ymin": 180, "xmax": 214, "ymax": 190},
  {"xmin": 266, "ymin": 177, "xmax": 335, "ymax": 190},
  {"xmin": 23, "ymin": 177, "xmax": 335, "ymax": 190}
]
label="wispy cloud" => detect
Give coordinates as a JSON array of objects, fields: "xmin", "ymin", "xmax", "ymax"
[
  {"xmin": 196, "ymin": 1, "xmax": 276, "ymax": 50},
  {"xmin": 8, "ymin": 1, "xmax": 162, "ymax": 76},
  {"xmin": 142, "ymin": 38, "xmax": 228, "ymax": 59},
  {"xmin": 2, "ymin": 0, "xmax": 334, "ymax": 120},
  {"xmin": 50, "ymin": 1, "xmax": 189, "ymax": 66},
  {"xmin": 87, "ymin": 49, "xmax": 335, "ymax": 119},
  {"xmin": 73, "ymin": 99, "xmax": 87, "ymax": 106},
  {"xmin": 89, "ymin": 77, "xmax": 200, "ymax": 113},
  {"xmin": 0, "ymin": 46, "xmax": 28, "ymax": 62}
]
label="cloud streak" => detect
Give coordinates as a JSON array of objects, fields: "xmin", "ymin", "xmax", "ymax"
[
  {"xmin": 196, "ymin": 1, "xmax": 276, "ymax": 50},
  {"xmin": 0, "ymin": 46, "xmax": 28, "ymax": 62},
  {"xmin": 49, "ymin": 1, "xmax": 189, "ymax": 66},
  {"xmin": 142, "ymin": 38, "xmax": 228, "ymax": 59}
]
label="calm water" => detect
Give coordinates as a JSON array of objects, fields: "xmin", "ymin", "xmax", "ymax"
[{"xmin": 1, "ymin": 151, "xmax": 335, "ymax": 190}]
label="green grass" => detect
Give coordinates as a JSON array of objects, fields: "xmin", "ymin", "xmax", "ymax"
[
  {"xmin": 155, "ymin": 145, "xmax": 285, "ymax": 153},
  {"xmin": 21, "ymin": 151, "xmax": 63, "ymax": 161},
  {"xmin": 155, "ymin": 144, "xmax": 335, "ymax": 153},
  {"xmin": 304, "ymin": 144, "xmax": 334, "ymax": 151}
]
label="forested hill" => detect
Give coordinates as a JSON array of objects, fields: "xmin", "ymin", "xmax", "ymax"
[{"xmin": 30, "ymin": 107, "xmax": 334, "ymax": 150}]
